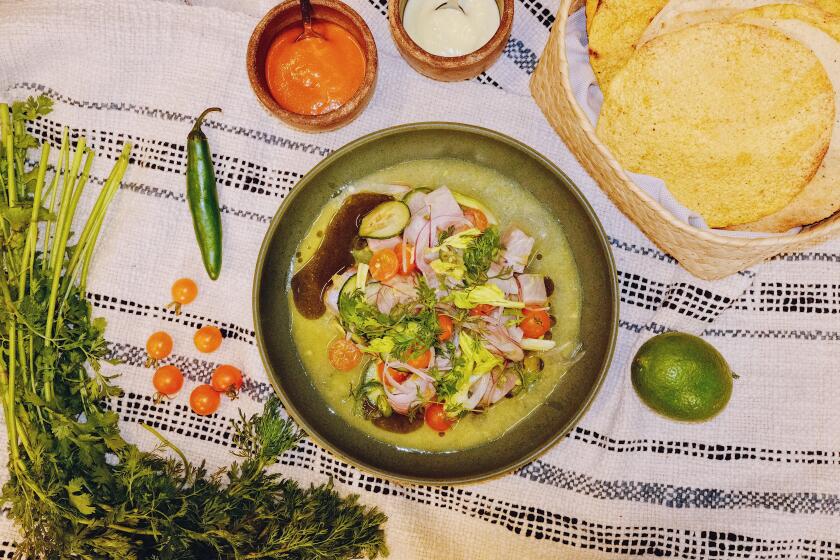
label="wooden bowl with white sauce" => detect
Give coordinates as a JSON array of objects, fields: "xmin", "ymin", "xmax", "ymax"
[{"xmin": 388, "ymin": 0, "xmax": 514, "ymax": 81}]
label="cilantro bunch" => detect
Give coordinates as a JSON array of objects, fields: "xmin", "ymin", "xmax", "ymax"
[{"xmin": 0, "ymin": 97, "xmax": 387, "ymax": 559}]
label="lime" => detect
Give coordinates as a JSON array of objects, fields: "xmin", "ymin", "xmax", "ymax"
[{"xmin": 631, "ymin": 332, "xmax": 733, "ymax": 422}]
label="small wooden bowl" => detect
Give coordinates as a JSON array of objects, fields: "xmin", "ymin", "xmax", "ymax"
[
  {"xmin": 247, "ymin": 0, "xmax": 378, "ymax": 132},
  {"xmin": 388, "ymin": 0, "xmax": 513, "ymax": 81}
]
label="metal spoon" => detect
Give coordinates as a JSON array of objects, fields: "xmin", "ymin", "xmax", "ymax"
[
  {"xmin": 435, "ymin": 0, "xmax": 465, "ymax": 13},
  {"xmin": 297, "ymin": 0, "xmax": 323, "ymax": 41}
]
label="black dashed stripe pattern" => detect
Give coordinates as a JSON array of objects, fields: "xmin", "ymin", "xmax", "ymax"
[
  {"xmin": 89, "ymin": 291, "xmax": 256, "ymax": 344},
  {"xmin": 28, "ymin": 117, "xmax": 301, "ymax": 200},
  {"xmin": 10, "ymin": 82, "xmax": 333, "ymax": 155},
  {"xmin": 519, "ymin": 460, "xmax": 840, "ymax": 515}
]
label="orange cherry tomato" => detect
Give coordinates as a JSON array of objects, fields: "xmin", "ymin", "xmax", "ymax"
[
  {"xmin": 369, "ymin": 248, "xmax": 399, "ymax": 282},
  {"xmin": 210, "ymin": 364, "xmax": 244, "ymax": 397},
  {"xmin": 437, "ymin": 314, "xmax": 454, "ymax": 342},
  {"xmin": 463, "ymin": 208, "xmax": 489, "ymax": 231},
  {"xmin": 468, "ymin": 304, "xmax": 495, "ymax": 316},
  {"xmin": 190, "ymin": 384, "xmax": 221, "ymax": 416},
  {"xmin": 146, "ymin": 331, "xmax": 173, "ymax": 366},
  {"xmin": 425, "ymin": 403, "xmax": 455, "ymax": 432},
  {"xmin": 405, "ymin": 346, "xmax": 432, "ymax": 369},
  {"xmin": 152, "ymin": 365, "xmax": 184, "ymax": 401},
  {"xmin": 519, "ymin": 307, "xmax": 551, "ymax": 339},
  {"xmin": 328, "ymin": 338, "xmax": 362, "ymax": 371},
  {"xmin": 395, "ymin": 242, "xmax": 416, "ymax": 275},
  {"xmin": 377, "ymin": 362, "xmax": 409, "ymax": 387},
  {"xmin": 168, "ymin": 278, "xmax": 198, "ymax": 314},
  {"xmin": 194, "ymin": 326, "xmax": 223, "ymax": 353}
]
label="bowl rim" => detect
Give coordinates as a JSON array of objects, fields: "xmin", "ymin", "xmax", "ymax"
[{"xmin": 252, "ymin": 121, "xmax": 619, "ymax": 484}]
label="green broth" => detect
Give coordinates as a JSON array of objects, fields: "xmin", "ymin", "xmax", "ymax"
[{"xmin": 289, "ymin": 159, "xmax": 582, "ymax": 452}]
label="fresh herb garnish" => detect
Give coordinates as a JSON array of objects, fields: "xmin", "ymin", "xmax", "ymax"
[
  {"xmin": 462, "ymin": 225, "xmax": 501, "ymax": 286},
  {"xmin": 338, "ymin": 279, "xmax": 440, "ymax": 362}
]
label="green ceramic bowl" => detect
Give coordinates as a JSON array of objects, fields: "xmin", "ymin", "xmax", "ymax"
[{"xmin": 253, "ymin": 123, "xmax": 618, "ymax": 484}]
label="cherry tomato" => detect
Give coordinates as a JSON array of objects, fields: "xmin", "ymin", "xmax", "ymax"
[
  {"xmin": 405, "ymin": 346, "xmax": 432, "ymax": 369},
  {"xmin": 194, "ymin": 325, "xmax": 223, "ymax": 353},
  {"xmin": 463, "ymin": 208, "xmax": 489, "ymax": 231},
  {"xmin": 146, "ymin": 331, "xmax": 173, "ymax": 367},
  {"xmin": 424, "ymin": 403, "xmax": 455, "ymax": 432},
  {"xmin": 328, "ymin": 338, "xmax": 362, "ymax": 371},
  {"xmin": 190, "ymin": 384, "xmax": 221, "ymax": 416},
  {"xmin": 437, "ymin": 314, "xmax": 454, "ymax": 342},
  {"xmin": 210, "ymin": 364, "xmax": 244, "ymax": 398},
  {"xmin": 377, "ymin": 362, "xmax": 409, "ymax": 387},
  {"xmin": 468, "ymin": 304, "xmax": 495, "ymax": 316},
  {"xmin": 519, "ymin": 307, "xmax": 551, "ymax": 338},
  {"xmin": 395, "ymin": 242, "xmax": 416, "ymax": 275},
  {"xmin": 168, "ymin": 278, "xmax": 198, "ymax": 314},
  {"xmin": 369, "ymin": 249, "xmax": 399, "ymax": 282},
  {"xmin": 152, "ymin": 365, "xmax": 184, "ymax": 402}
]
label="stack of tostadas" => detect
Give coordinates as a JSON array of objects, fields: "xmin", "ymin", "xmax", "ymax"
[{"xmin": 588, "ymin": 0, "xmax": 840, "ymax": 231}]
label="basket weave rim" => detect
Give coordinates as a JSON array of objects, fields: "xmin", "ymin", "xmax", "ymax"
[{"xmin": 556, "ymin": 0, "xmax": 840, "ymax": 248}]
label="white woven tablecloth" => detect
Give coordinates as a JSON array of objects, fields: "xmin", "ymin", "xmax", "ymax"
[{"xmin": 1, "ymin": 0, "xmax": 839, "ymax": 557}]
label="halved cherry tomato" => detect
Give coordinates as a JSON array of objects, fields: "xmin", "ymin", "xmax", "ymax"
[
  {"xmin": 211, "ymin": 364, "xmax": 244, "ymax": 397},
  {"xmin": 369, "ymin": 248, "xmax": 399, "ymax": 282},
  {"xmin": 328, "ymin": 338, "xmax": 362, "ymax": 371},
  {"xmin": 377, "ymin": 362, "xmax": 409, "ymax": 387},
  {"xmin": 437, "ymin": 314, "xmax": 454, "ymax": 342},
  {"xmin": 405, "ymin": 346, "xmax": 432, "ymax": 369},
  {"xmin": 463, "ymin": 208, "xmax": 489, "ymax": 231},
  {"xmin": 519, "ymin": 307, "xmax": 551, "ymax": 338},
  {"xmin": 395, "ymin": 242, "xmax": 416, "ymax": 275},
  {"xmin": 194, "ymin": 325, "xmax": 223, "ymax": 353},
  {"xmin": 468, "ymin": 304, "xmax": 495, "ymax": 316},
  {"xmin": 190, "ymin": 384, "xmax": 221, "ymax": 416},
  {"xmin": 168, "ymin": 278, "xmax": 198, "ymax": 314},
  {"xmin": 152, "ymin": 365, "xmax": 184, "ymax": 402},
  {"xmin": 425, "ymin": 403, "xmax": 455, "ymax": 432},
  {"xmin": 146, "ymin": 331, "xmax": 173, "ymax": 367}
]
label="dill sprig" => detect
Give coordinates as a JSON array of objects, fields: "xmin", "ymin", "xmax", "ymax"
[
  {"xmin": 0, "ymin": 96, "xmax": 388, "ymax": 559},
  {"xmin": 462, "ymin": 225, "xmax": 501, "ymax": 286}
]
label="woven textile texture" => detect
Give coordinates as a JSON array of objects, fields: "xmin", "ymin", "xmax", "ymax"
[{"xmin": 1, "ymin": 0, "xmax": 839, "ymax": 558}]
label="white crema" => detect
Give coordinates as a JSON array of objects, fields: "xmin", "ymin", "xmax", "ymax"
[{"xmin": 403, "ymin": 0, "xmax": 501, "ymax": 57}]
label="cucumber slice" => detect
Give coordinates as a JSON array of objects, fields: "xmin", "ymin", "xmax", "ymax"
[
  {"xmin": 359, "ymin": 201, "xmax": 411, "ymax": 239},
  {"xmin": 338, "ymin": 273, "xmax": 358, "ymax": 303},
  {"xmin": 452, "ymin": 191, "xmax": 498, "ymax": 225}
]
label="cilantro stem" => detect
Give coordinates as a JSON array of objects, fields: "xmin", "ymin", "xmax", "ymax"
[
  {"xmin": 42, "ymin": 128, "xmax": 68, "ymax": 268},
  {"xmin": 62, "ymin": 143, "xmax": 129, "ymax": 297},
  {"xmin": 48, "ymin": 137, "xmax": 85, "ymax": 273},
  {"xmin": 18, "ymin": 144, "xmax": 49, "ymax": 299},
  {"xmin": 6, "ymin": 321, "xmax": 17, "ymax": 462},
  {"xmin": 80, "ymin": 149, "xmax": 130, "ymax": 291},
  {"xmin": 0, "ymin": 104, "xmax": 16, "ymax": 208}
]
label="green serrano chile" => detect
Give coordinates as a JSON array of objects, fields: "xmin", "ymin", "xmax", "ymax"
[{"xmin": 187, "ymin": 107, "xmax": 223, "ymax": 280}]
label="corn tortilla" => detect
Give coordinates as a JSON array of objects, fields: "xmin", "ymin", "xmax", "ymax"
[
  {"xmin": 727, "ymin": 6, "xmax": 840, "ymax": 231},
  {"xmin": 585, "ymin": 0, "xmax": 600, "ymax": 32},
  {"xmin": 587, "ymin": 0, "xmax": 669, "ymax": 90},
  {"xmin": 596, "ymin": 23, "xmax": 835, "ymax": 228},
  {"xmin": 637, "ymin": 0, "xmax": 838, "ymax": 46}
]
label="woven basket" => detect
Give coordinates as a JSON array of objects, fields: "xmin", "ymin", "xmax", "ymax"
[{"xmin": 530, "ymin": 0, "xmax": 840, "ymax": 279}]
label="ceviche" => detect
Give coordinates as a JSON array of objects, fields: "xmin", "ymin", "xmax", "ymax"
[{"xmin": 314, "ymin": 184, "xmax": 563, "ymax": 434}]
